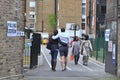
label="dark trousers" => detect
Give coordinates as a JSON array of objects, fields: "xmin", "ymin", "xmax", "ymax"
[
  {"xmin": 51, "ymin": 50, "xmax": 58, "ymax": 71},
  {"xmin": 83, "ymin": 55, "xmax": 89, "ymax": 65},
  {"xmin": 74, "ymin": 53, "xmax": 80, "ymax": 64},
  {"xmin": 51, "ymin": 50, "xmax": 58, "ymax": 62}
]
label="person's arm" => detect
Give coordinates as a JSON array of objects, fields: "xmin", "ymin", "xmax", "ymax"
[
  {"xmin": 52, "ymin": 34, "xmax": 59, "ymax": 39},
  {"xmin": 80, "ymin": 40, "xmax": 84, "ymax": 54},
  {"xmin": 88, "ymin": 40, "xmax": 93, "ymax": 51}
]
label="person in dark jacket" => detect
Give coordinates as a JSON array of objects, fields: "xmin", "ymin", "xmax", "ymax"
[
  {"xmin": 50, "ymin": 30, "xmax": 59, "ymax": 71},
  {"xmin": 52, "ymin": 28, "xmax": 70, "ymax": 71}
]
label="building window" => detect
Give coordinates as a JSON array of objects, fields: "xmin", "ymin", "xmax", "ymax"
[
  {"xmin": 29, "ymin": 11, "xmax": 35, "ymax": 19},
  {"xmin": 81, "ymin": 23, "xmax": 85, "ymax": 29},
  {"xmin": 101, "ymin": 6, "xmax": 106, "ymax": 14},
  {"xmin": 82, "ymin": 19, "xmax": 85, "ymax": 22},
  {"xmin": 29, "ymin": 1, "xmax": 35, "ymax": 7},
  {"xmin": 82, "ymin": 3, "xmax": 86, "ymax": 7},
  {"xmin": 82, "ymin": 0, "xmax": 86, "ymax": 3},
  {"xmin": 82, "ymin": 7, "xmax": 86, "ymax": 15}
]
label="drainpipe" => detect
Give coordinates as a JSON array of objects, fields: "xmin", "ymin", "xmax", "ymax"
[
  {"xmin": 41, "ymin": 0, "xmax": 44, "ymax": 32},
  {"xmin": 55, "ymin": 0, "xmax": 58, "ymax": 29}
]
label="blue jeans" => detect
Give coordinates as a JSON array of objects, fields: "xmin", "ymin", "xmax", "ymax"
[
  {"xmin": 74, "ymin": 52, "xmax": 80, "ymax": 64},
  {"xmin": 51, "ymin": 50, "xmax": 58, "ymax": 62}
]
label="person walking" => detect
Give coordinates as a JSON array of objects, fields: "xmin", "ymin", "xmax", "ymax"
[
  {"xmin": 52, "ymin": 28, "xmax": 70, "ymax": 71},
  {"xmin": 49, "ymin": 30, "xmax": 59, "ymax": 71},
  {"xmin": 80, "ymin": 34, "xmax": 93, "ymax": 66},
  {"xmin": 72, "ymin": 36, "xmax": 81, "ymax": 65}
]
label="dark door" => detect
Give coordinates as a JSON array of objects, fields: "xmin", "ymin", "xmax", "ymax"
[{"xmin": 30, "ymin": 33, "xmax": 41, "ymax": 69}]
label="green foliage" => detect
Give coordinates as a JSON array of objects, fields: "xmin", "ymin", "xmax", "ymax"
[{"xmin": 48, "ymin": 14, "xmax": 57, "ymax": 31}]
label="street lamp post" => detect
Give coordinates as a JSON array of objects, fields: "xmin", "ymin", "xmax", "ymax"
[
  {"xmin": 38, "ymin": 0, "xmax": 44, "ymax": 32},
  {"xmin": 74, "ymin": 24, "xmax": 77, "ymax": 37},
  {"xmin": 55, "ymin": 0, "xmax": 58, "ymax": 29},
  {"xmin": 41, "ymin": 0, "xmax": 43, "ymax": 32}
]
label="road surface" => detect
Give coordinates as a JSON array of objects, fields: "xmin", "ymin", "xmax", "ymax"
[{"xmin": 23, "ymin": 45, "xmax": 116, "ymax": 80}]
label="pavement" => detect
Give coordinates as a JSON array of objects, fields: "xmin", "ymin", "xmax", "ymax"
[
  {"xmin": 22, "ymin": 45, "xmax": 119, "ymax": 80},
  {"xmin": 23, "ymin": 77, "xmax": 120, "ymax": 80}
]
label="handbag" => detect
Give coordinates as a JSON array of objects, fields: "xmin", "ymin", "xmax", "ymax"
[
  {"xmin": 69, "ymin": 54, "xmax": 74, "ymax": 61},
  {"xmin": 46, "ymin": 36, "xmax": 52, "ymax": 50},
  {"xmin": 46, "ymin": 42, "xmax": 51, "ymax": 50}
]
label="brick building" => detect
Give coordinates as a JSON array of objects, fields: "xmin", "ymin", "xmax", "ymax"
[
  {"xmin": 0, "ymin": 0, "xmax": 25, "ymax": 79},
  {"xmin": 26, "ymin": 0, "xmax": 36, "ymax": 31},
  {"xmin": 86, "ymin": 0, "xmax": 96, "ymax": 38},
  {"xmin": 34, "ymin": 0, "xmax": 82, "ymax": 33},
  {"xmin": 57, "ymin": 0, "xmax": 82, "ymax": 29},
  {"xmin": 36, "ymin": 0, "xmax": 55, "ymax": 33},
  {"xmin": 26, "ymin": 0, "xmax": 55, "ymax": 33},
  {"xmin": 86, "ymin": 0, "xmax": 106, "ymax": 38}
]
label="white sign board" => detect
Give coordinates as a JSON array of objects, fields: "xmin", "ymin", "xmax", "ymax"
[
  {"xmin": 112, "ymin": 44, "xmax": 116, "ymax": 60},
  {"xmin": 7, "ymin": 21, "xmax": 17, "ymax": 37},
  {"xmin": 105, "ymin": 29, "xmax": 110, "ymax": 41},
  {"xmin": 112, "ymin": 44, "xmax": 116, "ymax": 64},
  {"xmin": 66, "ymin": 23, "xmax": 75, "ymax": 30}
]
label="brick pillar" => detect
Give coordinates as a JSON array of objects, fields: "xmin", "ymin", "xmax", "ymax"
[{"xmin": 0, "ymin": 0, "xmax": 25, "ymax": 79}]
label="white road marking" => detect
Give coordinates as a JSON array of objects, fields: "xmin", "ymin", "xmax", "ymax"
[
  {"xmin": 42, "ymin": 46, "xmax": 72, "ymax": 71},
  {"xmin": 89, "ymin": 58, "xmax": 105, "ymax": 69},
  {"xmin": 41, "ymin": 45, "xmax": 104, "ymax": 72},
  {"xmin": 89, "ymin": 60, "xmax": 104, "ymax": 69},
  {"xmin": 78, "ymin": 62, "xmax": 94, "ymax": 71},
  {"xmin": 41, "ymin": 49, "xmax": 51, "ymax": 68}
]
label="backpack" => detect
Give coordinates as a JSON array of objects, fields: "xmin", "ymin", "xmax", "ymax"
[{"xmin": 46, "ymin": 36, "xmax": 52, "ymax": 50}]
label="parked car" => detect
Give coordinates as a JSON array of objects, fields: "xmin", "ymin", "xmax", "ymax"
[{"xmin": 42, "ymin": 37, "xmax": 48, "ymax": 45}]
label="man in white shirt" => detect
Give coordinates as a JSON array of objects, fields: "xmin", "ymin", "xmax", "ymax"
[{"xmin": 52, "ymin": 28, "xmax": 70, "ymax": 71}]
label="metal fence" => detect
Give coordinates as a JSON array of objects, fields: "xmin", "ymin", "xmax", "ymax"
[
  {"xmin": 23, "ymin": 43, "xmax": 31, "ymax": 68},
  {"xmin": 90, "ymin": 37, "xmax": 106, "ymax": 63}
]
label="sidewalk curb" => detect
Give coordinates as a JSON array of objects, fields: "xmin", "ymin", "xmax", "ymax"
[{"xmin": 89, "ymin": 58, "xmax": 105, "ymax": 66}]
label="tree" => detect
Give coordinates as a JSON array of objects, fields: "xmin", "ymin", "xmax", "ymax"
[{"xmin": 48, "ymin": 14, "xmax": 57, "ymax": 31}]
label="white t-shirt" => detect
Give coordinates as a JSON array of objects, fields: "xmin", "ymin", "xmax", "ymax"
[{"xmin": 52, "ymin": 32, "xmax": 70, "ymax": 44}]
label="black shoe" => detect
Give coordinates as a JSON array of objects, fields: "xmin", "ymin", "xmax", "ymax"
[
  {"xmin": 62, "ymin": 68, "xmax": 66, "ymax": 71},
  {"xmin": 53, "ymin": 69, "xmax": 56, "ymax": 72},
  {"xmin": 83, "ymin": 63, "xmax": 88, "ymax": 66},
  {"xmin": 51, "ymin": 68, "xmax": 56, "ymax": 72},
  {"xmin": 75, "ymin": 62, "xmax": 78, "ymax": 65}
]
